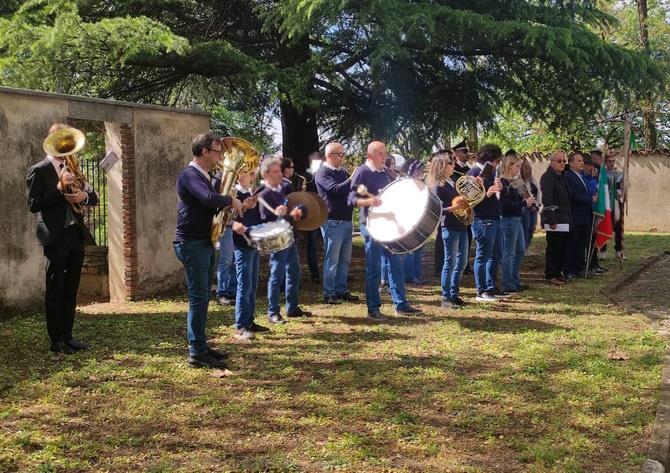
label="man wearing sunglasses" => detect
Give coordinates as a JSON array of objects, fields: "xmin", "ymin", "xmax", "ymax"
[{"xmin": 540, "ymin": 151, "xmax": 571, "ymax": 285}]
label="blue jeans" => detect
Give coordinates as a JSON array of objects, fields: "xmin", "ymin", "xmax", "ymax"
[
  {"xmin": 234, "ymin": 247, "xmax": 260, "ymax": 329},
  {"xmin": 173, "ymin": 239, "xmax": 215, "ymax": 357},
  {"xmin": 321, "ymin": 220, "xmax": 353, "ymax": 297},
  {"xmin": 521, "ymin": 208, "xmax": 538, "ymax": 251},
  {"xmin": 216, "ymin": 227, "xmax": 236, "ymax": 297},
  {"xmin": 500, "ymin": 216, "xmax": 526, "ymax": 291},
  {"xmin": 471, "ymin": 217, "xmax": 502, "ymax": 294},
  {"xmin": 267, "ymin": 243, "xmax": 300, "ymax": 315},
  {"xmin": 381, "ymin": 255, "xmax": 389, "ymax": 283},
  {"xmin": 361, "ymin": 224, "xmax": 408, "ymax": 312},
  {"xmin": 441, "ymin": 228, "xmax": 469, "ymax": 300},
  {"xmin": 403, "ymin": 248, "xmax": 424, "ymax": 283}
]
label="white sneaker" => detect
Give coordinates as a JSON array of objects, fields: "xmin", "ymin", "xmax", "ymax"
[
  {"xmin": 475, "ymin": 291, "xmax": 498, "ymax": 302},
  {"xmin": 234, "ymin": 328, "xmax": 255, "ymax": 340}
]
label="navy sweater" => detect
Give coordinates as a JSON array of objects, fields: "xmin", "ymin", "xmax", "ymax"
[
  {"xmin": 348, "ymin": 164, "xmax": 391, "ymax": 226},
  {"xmin": 233, "ymin": 187, "xmax": 262, "ymax": 249},
  {"xmin": 500, "ymin": 178, "xmax": 525, "ymax": 217},
  {"xmin": 175, "ymin": 165, "xmax": 232, "ymax": 242},
  {"xmin": 435, "ymin": 182, "xmax": 468, "ymax": 231},
  {"xmin": 315, "ymin": 165, "xmax": 353, "ymax": 221},
  {"xmin": 466, "ymin": 164, "xmax": 501, "ymax": 219}
]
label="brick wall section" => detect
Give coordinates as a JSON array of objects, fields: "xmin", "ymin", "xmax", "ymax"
[{"xmin": 120, "ymin": 123, "xmax": 138, "ymax": 300}]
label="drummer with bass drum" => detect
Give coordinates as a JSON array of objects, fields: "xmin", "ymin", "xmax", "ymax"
[{"xmin": 348, "ymin": 141, "xmax": 422, "ymax": 321}]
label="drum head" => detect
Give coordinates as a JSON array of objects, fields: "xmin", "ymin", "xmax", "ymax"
[
  {"xmin": 248, "ymin": 220, "xmax": 291, "ymax": 239},
  {"xmin": 367, "ymin": 178, "xmax": 430, "ymax": 243}
]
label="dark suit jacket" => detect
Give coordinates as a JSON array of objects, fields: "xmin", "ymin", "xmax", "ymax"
[
  {"xmin": 564, "ymin": 169, "xmax": 593, "ymax": 226},
  {"xmin": 540, "ymin": 167, "xmax": 571, "ymax": 226},
  {"xmin": 27, "ymin": 158, "xmax": 98, "ymax": 246}
]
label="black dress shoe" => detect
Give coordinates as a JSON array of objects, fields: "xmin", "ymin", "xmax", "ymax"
[
  {"xmin": 50, "ymin": 342, "xmax": 76, "ymax": 355},
  {"xmin": 286, "ymin": 307, "xmax": 312, "ymax": 318},
  {"xmin": 207, "ymin": 347, "xmax": 229, "ymax": 360},
  {"xmin": 268, "ymin": 314, "xmax": 287, "ymax": 324},
  {"xmin": 249, "ymin": 322, "xmax": 270, "ymax": 333},
  {"xmin": 65, "ymin": 338, "xmax": 90, "ymax": 351},
  {"xmin": 323, "ymin": 295, "xmax": 342, "ymax": 305},
  {"xmin": 338, "ymin": 292, "xmax": 360, "ymax": 302},
  {"xmin": 188, "ymin": 353, "xmax": 227, "ymax": 369}
]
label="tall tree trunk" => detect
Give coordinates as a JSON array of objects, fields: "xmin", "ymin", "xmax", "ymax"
[
  {"xmin": 467, "ymin": 122, "xmax": 479, "ymax": 152},
  {"xmin": 277, "ymin": 37, "xmax": 320, "ymax": 175},
  {"xmin": 279, "ymin": 97, "xmax": 319, "ymax": 175},
  {"xmin": 637, "ymin": 0, "xmax": 657, "ymax": 150}
]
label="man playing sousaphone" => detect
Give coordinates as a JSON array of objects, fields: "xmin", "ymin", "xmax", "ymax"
[
  {"xmin": 174, "ymin": 133, "xmax": 246, "ymax": 369},
  {"xmin": 27, "ymin": 123, "xmax": 99, "ymax": 355}
]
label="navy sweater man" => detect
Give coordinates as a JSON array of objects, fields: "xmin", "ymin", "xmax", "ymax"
[
  {"xmin": 174, "ymin": 133, "xmax": 243, "ymax": 369},
  {"xmin": 348, "ymin": 141, "xmax": 421, "ymax": 320},
  {"xmin": 315, "ymin": 142, "xmax": 357, "ymax": 304}
]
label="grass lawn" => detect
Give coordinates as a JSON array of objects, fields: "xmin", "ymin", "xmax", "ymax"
[{"xmin": 1, "ymin": 232, "xmax": 669, "ymax": 472}]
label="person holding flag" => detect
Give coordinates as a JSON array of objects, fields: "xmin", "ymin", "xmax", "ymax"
[{"xmin": 588, "ymin": 156, "xmax": 614, "ymax": 267}]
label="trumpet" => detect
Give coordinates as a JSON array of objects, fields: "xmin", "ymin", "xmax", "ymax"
[{"xmin": 43, "ymin": 126, "xmax": 88, "ymax": 214}]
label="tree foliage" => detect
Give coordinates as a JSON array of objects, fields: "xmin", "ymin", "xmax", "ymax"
[{"xmin": 0, "ymin": 0, "xmax": 665, "ymax": 158}]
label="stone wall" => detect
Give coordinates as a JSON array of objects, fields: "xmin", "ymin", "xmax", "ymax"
[{"xmin": 0, "ymin": 87, "xmax": 209, "ymax": 310}]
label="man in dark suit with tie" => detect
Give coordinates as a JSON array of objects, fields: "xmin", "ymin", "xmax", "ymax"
[
  {"xmin": 27, "ymin": 123, "xmax": 99, "ymax": 354},
  {"xmin": 564, "ymin": 151, "xmax": 596, "ymax": 278}
]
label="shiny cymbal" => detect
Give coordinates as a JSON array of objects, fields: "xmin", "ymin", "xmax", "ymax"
[{"xmin": 287, "ymin": 191, "xmax": 327, "ymax": 231}]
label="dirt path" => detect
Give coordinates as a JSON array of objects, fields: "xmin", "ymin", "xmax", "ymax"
[{"xmin": 611, "ymin": 253, "xmax": 670, "ymax": 334}]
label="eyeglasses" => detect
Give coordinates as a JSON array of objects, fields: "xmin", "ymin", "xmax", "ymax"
[
  {"xmin": 329, "ymin": 152, "xmax": 345, "ymax": 157},
  {"xmin": 554, "ymin": 160, "xmax": 566, "ymax": 164},
  {"xmin": 208, "ymin": 148, "xmax": 222, "ymax": 155}
]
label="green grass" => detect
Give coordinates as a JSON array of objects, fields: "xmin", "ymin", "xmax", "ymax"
[{"xmin": 0, "ymin": 232, "xmax": 668, "ymax": 472}]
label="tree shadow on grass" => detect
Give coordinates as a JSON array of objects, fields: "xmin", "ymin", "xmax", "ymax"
[{"xmin": 443, "ymin": 315, "xmax": 569, "ymax": 334}]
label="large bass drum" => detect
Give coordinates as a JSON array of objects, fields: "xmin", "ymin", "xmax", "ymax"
[{"xmin": 366, "ymin": 177, "xmax": 441, "ymax": 254}]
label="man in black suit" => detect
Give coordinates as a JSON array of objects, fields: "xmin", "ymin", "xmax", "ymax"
[
  {"xmin": 27, "ymin": 123, "xmax": 99, "ymax": 354},
  {"xmin": 564, "ymin": 151, "xmax": 596, "ymax": 278}
]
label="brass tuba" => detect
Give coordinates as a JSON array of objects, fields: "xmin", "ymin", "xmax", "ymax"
[
  {"xmin": 43, "ymin": 126, "xmax": 88, "ymax": 214},
  {"xmin": 451, "ymin": 175, "xmax": 486, "ymax": 225},
  {"xmin": 211, "ymin": 137, "xmax": 261, "ymax": 245}
]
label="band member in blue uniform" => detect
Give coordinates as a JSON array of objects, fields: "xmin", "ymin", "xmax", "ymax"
[
  {"xmin": 259, "ymin": 157, "xmax": 309, "ymax": 324},
  {"xmin": 466, "ymin": 144, "xmax": 506, "ymax": 302},
  {"xmin": 174, "ymin": 133, "xmax": 244, "ymax": 369},
  {"xmin": 315, "ymin": 142, "xmax": 357, "ymax": 304},
  {"xmin": 428, "ymin": 151, "xmax": 470, "ymax": 309},
  {"xmin": 348, "ymin": 141, "xmax": 421, "ymax": 321},
  {"xmin": 229, "ymin": 169, "xmax": 270, "ymax": 340}
]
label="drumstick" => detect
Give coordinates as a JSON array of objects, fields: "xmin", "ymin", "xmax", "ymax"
[{"xmin": 256, "ymin": 196, "xmax": 280, "ymax": 216}]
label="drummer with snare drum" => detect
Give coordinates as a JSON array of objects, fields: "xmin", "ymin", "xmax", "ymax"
[
  {"xmin": 348, "ymin": 141, "xmax": 422, "ymax": 321},
  {"xmin": 228, "ymin": 167, "xmax": 269, "ymax": 340},
  {"xmin": 258, "ymin": 157, "xmax": 312, "ymax": 324}
]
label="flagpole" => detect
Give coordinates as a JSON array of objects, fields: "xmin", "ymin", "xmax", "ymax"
[{"xmin": 585, "ymin": 215, "xmax": 596, "ymax": 279}]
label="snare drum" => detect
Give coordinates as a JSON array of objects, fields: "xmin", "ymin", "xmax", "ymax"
[
  {"xmin": 366, "ymin": 177, "xmax": 441, "ymax": 254},
  {"xmin": 248, "ymin": 219, "xmax": 294, "ymax": 254}
]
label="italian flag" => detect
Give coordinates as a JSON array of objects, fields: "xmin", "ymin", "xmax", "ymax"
[{"xmin": 594, "ymin": 167, "xmax": 613, "ymax": 249}]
